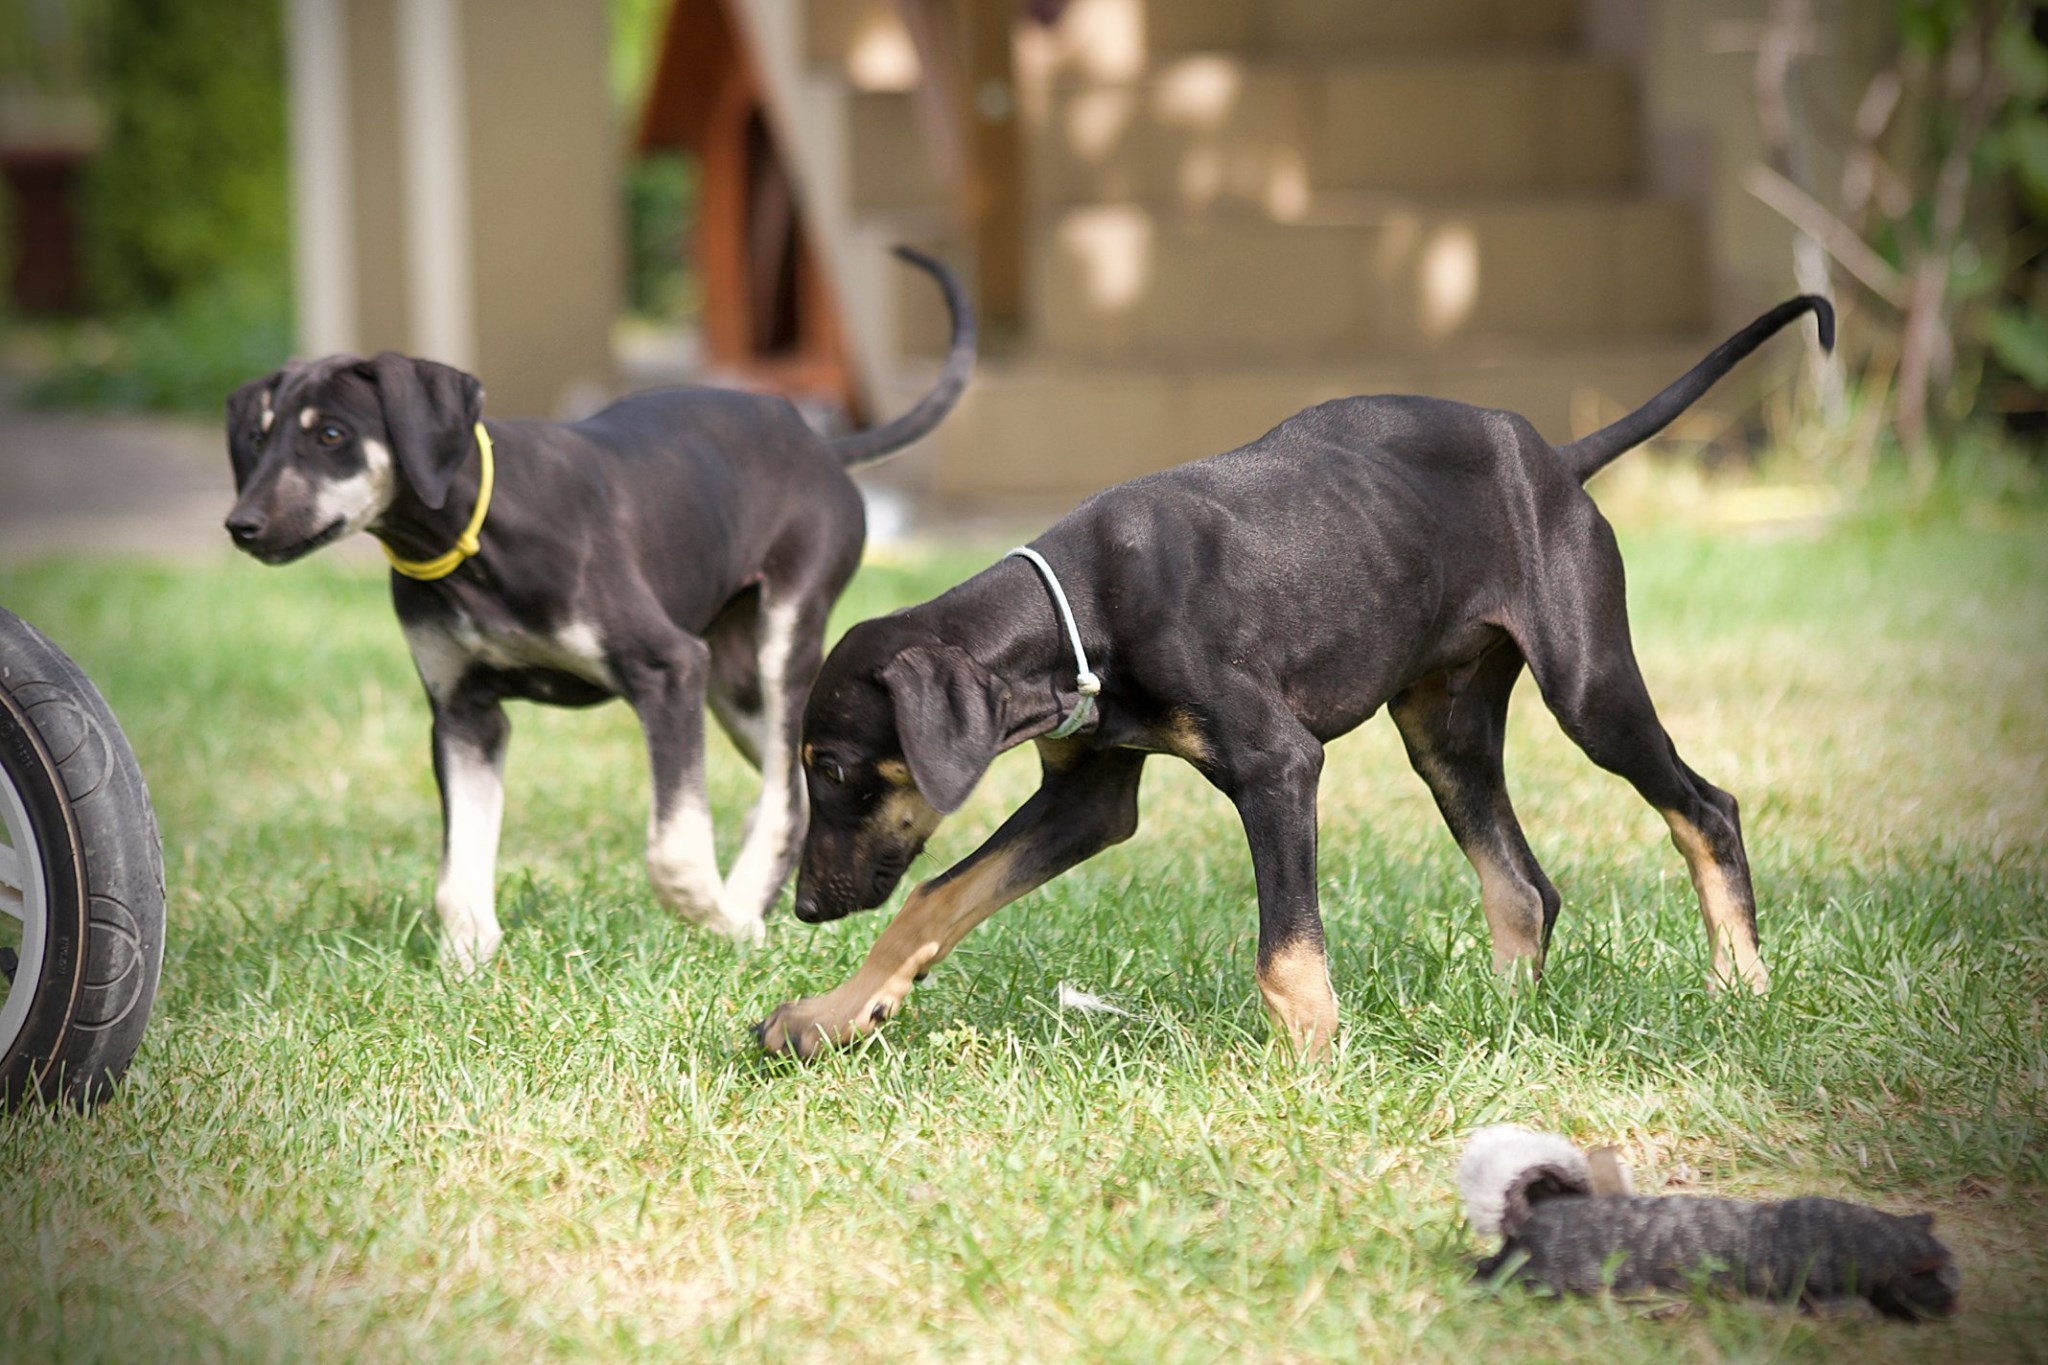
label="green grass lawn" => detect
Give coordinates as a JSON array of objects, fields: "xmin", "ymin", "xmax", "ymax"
[{"xmin": 1, "ymin": 496, "xmax": 2044, "ymax": 1362}]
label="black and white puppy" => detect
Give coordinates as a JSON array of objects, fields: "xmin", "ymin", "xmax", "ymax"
[{"xmin": 223, "ymin": 248, "xmax": 974, "ymax": 971}]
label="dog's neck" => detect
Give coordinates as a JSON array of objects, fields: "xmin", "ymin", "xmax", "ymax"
[
  {"xmin": 920, "ymin": 557, "xmax": 1103, "ymax": 742},
  {"xmin": 373, "ymin": 460, "xmax": 488, "ymax": 567}
]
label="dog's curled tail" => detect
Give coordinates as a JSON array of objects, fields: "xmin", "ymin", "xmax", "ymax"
[
  {"xmin": 1456, "ymin": 1125, "xmax": 1594, "ymax": 1239},
  {"xmin": 829, "ymin": 247, "xmax": 978, "ymax": 468},
  {"xmin": 1559, "ymin": 294, "xmax": 1835, "ymax": 483}
]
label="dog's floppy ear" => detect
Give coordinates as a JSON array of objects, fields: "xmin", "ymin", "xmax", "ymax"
[
  {"xmin": 361, "ymin": 352, "xmax": 483, "ymax": 510},
  {"xmin": 882, "ymin": 644, "xmax": 1009, "ymax": 814},
  {"xmin": 225, "ymin": 372, "xmax": 284, "ymax": 490}
]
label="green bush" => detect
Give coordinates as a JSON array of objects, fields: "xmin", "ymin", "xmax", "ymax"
[
  {"xmin": 624, "ymin": 151, "xmax": 698, "ymax": 321},
  {"xmin": 81, "ymin": 0, "xmax": 288, "ymax": 316},
  {"xmin": 25, "ymin": 274, "xmax": 290, "ymax": 414}
]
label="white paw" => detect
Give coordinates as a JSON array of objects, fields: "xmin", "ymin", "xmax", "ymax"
[
  {"xmin": 441, "ymin": 927, "xmax": 502, "ymax": 978},
  {"xmin": 721, "ymin": 910, "xmax": 767, "ymax": 948}
]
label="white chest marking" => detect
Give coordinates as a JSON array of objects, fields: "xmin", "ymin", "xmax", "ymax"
[{"xmin": 404, "ymin": 612, "xmax": 616, "ymax": 701}]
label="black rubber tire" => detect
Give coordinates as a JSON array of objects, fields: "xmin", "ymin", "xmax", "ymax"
[{"xmin": 0, "ymin": 606, "xmax": 165, "ymax": 1109}]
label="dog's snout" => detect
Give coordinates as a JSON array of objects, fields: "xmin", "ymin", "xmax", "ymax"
[{"xmin": 225, "ymin": 510, "xmax": 267, "ymax": 544}]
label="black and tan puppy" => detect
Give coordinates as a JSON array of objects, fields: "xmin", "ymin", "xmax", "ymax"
[
  {"xmin": 756, "ymin": 296, "xmax": 1832, "ymax": 1059},
  {"xmin": 224, "ymin": 249, "xmax": 973, "ymax": 972}
]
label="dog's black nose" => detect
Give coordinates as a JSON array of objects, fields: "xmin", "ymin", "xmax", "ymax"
[{"xmin": 224, "ymin": 511, "xmax": 266, "ymax": 543}]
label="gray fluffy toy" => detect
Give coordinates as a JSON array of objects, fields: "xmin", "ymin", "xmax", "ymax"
[{"xmin": 1456, "ymin": 1125, "xmax": 1960, "ymax": 1321}]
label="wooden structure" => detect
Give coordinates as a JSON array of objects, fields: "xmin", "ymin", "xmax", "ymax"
[{"xmin": 638, "ymin": 0, "xmax": 857, "ymax": 414}]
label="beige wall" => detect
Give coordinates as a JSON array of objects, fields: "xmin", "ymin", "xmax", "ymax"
[
  {"xmin": 342, "ymin": 0, "xmax": 411, "ymax": 351},
  {"xmin": 462, "ymin": 0, "xmax": 619, "ymax": 418},
  {"xmin": 298, "ymin": 0, "xmax": 619, "ymax": 418},
  {"xmin": 1589, "ymin": 0, "xmax": 1888, "ymax": 328}
]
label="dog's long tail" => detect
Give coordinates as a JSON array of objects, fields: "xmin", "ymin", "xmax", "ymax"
[
  {"xmin": 829, "ymin": 246, "xmax": 978, "ymax": 468},
  {"xmin": 1559, "ymin": 294, "xmax": 1835, "ymax": 483}
]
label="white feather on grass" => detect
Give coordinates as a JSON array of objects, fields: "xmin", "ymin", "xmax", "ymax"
[{"xmin": 1055, "ymin": 982, "xmax": 1133, "ymax": 1017}]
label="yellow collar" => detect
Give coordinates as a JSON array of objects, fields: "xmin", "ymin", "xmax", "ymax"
[{"xmin": 384, "ymin": 422, "xmax": 494, "ymax": 581}]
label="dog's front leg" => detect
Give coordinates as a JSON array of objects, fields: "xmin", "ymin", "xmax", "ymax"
[
  {"xmin": 430, "ymin": 691, "xmax": 510, "ymax": 974},
  {"xmin": 624, "ymin": 634, "xmax": 757, "ymax": 943},
  {"xmin": 758, "ymin": 748, "xmax": 1147, "ymax": 1060},
  {"xmin": 1217, "ymin": 720, "xmax": 1340, "ymax": 1059}
]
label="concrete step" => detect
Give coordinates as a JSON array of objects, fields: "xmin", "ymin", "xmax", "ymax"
[
  {"xmin": 1145, "ymin": 0, "xmax": 1578, "ymax": 55},
  {"xmin": 1034, "ymin": 52, "xmax": 1637, "ymax": 208},
  {"xmin": 1027, "ymin": 197, "xmax": 1704, "ymax": 361},
  {"xmin": 913, "ymin": 340, "xmax": 1752, "ymax": 500},
  {"xmin": 806, "ymin": 0, "xmax": 1580, "ymax": 80},
  {"xmin": 848, "ymin": 52, "xmax": 1638, "ymax": 214},
  {"xmin": 847, "ymin": 89, "xmax": 943, "ymax": 214}
]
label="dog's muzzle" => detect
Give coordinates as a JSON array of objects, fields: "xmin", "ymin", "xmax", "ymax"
[
  {"xmin": 793, "ymin": 847, "xmax": 913, "ymax": 923},
  {"xmin": 225, "ymin": 508, "xmax": 347, "ymax": 565}
]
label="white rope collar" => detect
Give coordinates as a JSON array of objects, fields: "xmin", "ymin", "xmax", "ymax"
[{"xmin": 1005, "ymin": 546, "xmax": 1100, "ymax": 739}]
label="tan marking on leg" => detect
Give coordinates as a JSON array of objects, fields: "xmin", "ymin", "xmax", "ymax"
[
  {"xmin": 1471, "ymin": 847, "xmax": 1545, "ymax": 981},
  {"xmin": 1157, "ymin": 709, "xmax": 1212, "ymax": 766},
  {"xmin": 1664, "ymin": 813, "xmax": 1769, "ymax": 994},
  {"xmin": 1257, "ymin": 939, "xmax": 1340, "ymax": 1060},
  {"xmin": 759, "ymin": 846, "xmax": 1025, "ymax": 1058}
]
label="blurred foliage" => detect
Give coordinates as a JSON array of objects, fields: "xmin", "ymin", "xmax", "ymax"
[
  {"xmin": 1979, "ymin": 7, "xmax": 2048, "ymax": 398},
  {"xmin": 80, "ymin": 0, "xmax": 288, "ymax": 315},
  {"xmin": 1851, "ymin": 2, "xmax": 2043, "ymax": 443},
  {"xmin": 8, "ymin": 0, "xmax": 291, "ymax": 411},
  {"xmin": 610, "ymin": 0, "xmax": 673, "ymax": 115},
  {"xmin": 24, "ymin": 275, "xmax": 290, "ymax": 413},
  {"xmin": 0, "ymin": 0, "xmax": 99, "ymax": 126},
  {"xmin": 625, "ymin": 151, "xmax": 698, "ymax": 322},
  {"xmin": 612, "ymin": 0, "xmax": 699, "ymax": 324}
]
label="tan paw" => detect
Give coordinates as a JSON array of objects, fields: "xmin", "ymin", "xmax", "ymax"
[{"xmin": 755, "ymin": 989, "xmax": 893, "ymax": 1061}]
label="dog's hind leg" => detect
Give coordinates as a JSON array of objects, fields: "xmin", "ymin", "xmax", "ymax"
[
  {"xmin": 620, "ymin": 631, "xmax": 754, "ymax": 942},
  {"xmin": 718, "ymin": 594, "xmax": 823, "ymax": 929},
  {"xmin": 429, "ymin": 689, "xmax": 510, "ymax": 975},
  {"xmin": 1519, "ymin": 520, "xmax": 1768, "ymax": 993},
  {"xmin": 757, "ymin": 746, "xmax": 1147, "ymax": 1060},
  {"xmin": 705, "ymin": 587, "xmax": 767, "ymax": 769},
  {"xmin": 1389, "ymin": 643, "xmax": 1561, "ymax": 981}
]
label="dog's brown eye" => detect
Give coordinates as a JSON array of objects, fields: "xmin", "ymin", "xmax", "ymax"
[
  {"xmin": 316, "ymin": 424, "xmax": 347, "ymax": 447},
  {"xmin": 818, "ymin": 759, "xmax": 845, "ymax": 785}
]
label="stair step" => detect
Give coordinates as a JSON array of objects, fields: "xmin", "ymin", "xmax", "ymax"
[
  {"xmin": 848, "ymin": 91, "xmax": 942, "ymax": 214},
  {"xmin": 1025, "ymin": 198, "xmax": 1704, "ymax": 361},
  {"xmin": 917, "ymin": 341, "xmax": 1752, "ymax": 499},
  {"xmin": 806, "ymin": 0, "xmax": 1580, "ymax": 82},
  {"xmin": 1145, "ymin": 0, "xmax": 1578, "ymax": 56},
  {"xmin": 1035, "ymin": 54, "xmax": 1637, "ymax": 206},
  {"xmin": 849, "ymin": 51, "xmax": 1638, "ymax": 214}
]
